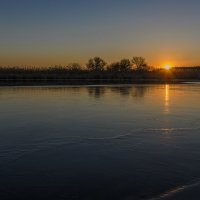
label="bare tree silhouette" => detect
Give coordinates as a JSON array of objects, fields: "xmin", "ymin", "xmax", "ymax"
[
  {"xmin": 132, "ymin": 57, "xmax": 148, "ymax": 71},
  {"xmin": 86, "ymin": 57, "xmax": 106, "ymax": 71},
  {"xmin": 119, "ymin": 59, "xmax": 131, "ymax": 72}
]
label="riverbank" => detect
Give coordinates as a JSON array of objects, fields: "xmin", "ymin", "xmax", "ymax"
[
  {"xmin": 1, "ymin": 66, "xmax": 200, "ymax": 86},
  {"xmin": 0, "ymin": 78, "xmax": 199, "ymax": 86}
]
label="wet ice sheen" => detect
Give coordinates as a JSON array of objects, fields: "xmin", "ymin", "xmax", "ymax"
[{"xmin": 0, "ymin": 84, "xmax": 200, "ymax": 200}]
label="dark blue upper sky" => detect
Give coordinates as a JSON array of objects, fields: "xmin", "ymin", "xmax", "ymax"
[{"xmin": 1, "ymin": 0, "xmax": 200, "ymax": 66}]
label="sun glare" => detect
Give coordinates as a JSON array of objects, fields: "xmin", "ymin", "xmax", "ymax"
[{"xmin": 164, "ymin": 65, "xmax": 172, "ymax": 70}]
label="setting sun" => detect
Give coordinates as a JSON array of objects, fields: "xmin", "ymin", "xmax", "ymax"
[{"xmin": 164, "ymin": 65, "xmax": 172, "ymax": 70}]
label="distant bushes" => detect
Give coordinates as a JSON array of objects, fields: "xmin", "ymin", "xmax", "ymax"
[{"xmin": 0, "ymin": 57, "xmax": 200, "ymax": 82}]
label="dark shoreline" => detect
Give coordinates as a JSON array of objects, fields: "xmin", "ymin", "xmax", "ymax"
[{"xmin": 0, "ymin": 79, "xmax": 199, "ymax": 86}]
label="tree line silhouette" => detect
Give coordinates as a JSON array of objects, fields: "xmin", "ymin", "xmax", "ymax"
[{"xmin": 0, "ymin": 56, "xmax": 200, "ymax": 84}]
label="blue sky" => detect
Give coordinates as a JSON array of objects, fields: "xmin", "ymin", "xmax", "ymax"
[{"xmin": 1, "ymin": 0, "xmax": 200, "ymax": 66}]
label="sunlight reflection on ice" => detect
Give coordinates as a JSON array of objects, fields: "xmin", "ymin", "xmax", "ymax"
[{"xmin": 164, "ymin": 84, "xmax": 170, "ymax": 114}]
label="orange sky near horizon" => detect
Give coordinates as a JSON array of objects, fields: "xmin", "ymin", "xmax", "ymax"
[{"xmin": 1, "ymin": 51, "xmax": 199, "ymax": 68}]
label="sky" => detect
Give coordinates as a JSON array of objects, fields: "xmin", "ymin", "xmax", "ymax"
[{"xmin": 1, "ymin": 0, "xmax": 200, "ymax": 67}]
